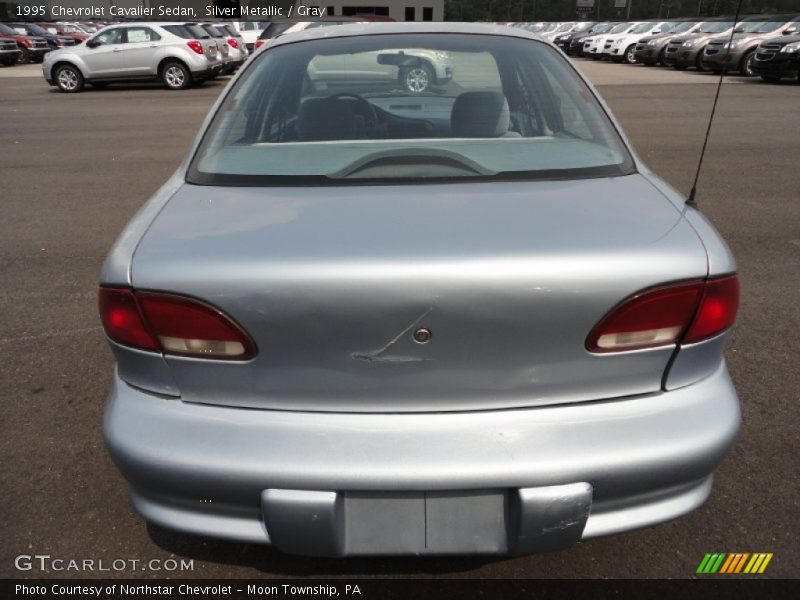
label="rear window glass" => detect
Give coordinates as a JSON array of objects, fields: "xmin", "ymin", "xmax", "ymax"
[
  {"xmin": 189, "ymin": 33, "xmax": 634, "ymax": 186},
  {"xmin": 163, "ymin": 25, "xmax": 202, "ymax": 39}
]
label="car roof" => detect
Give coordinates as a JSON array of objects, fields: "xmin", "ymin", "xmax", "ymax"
[{"xmin": 267, "ymin": 21, "xmax": 550, "ymax": 49}]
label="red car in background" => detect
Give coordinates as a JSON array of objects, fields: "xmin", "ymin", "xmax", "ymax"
[
  {"xmin": 36, "ymin": 22, "xmax": 89, "ymax": 44},
  {"xmin": 0, "ymin": 23, "xmax": 50, "ymax": 63}
]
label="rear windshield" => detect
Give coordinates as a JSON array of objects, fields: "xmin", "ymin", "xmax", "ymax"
[
  {"xmin": 163, "ymin": 24, "xmax": 209, "ymax": 39},
  {"xmin": 202, "ymin": 25, "xmax": 225, "ymax": 38},
  {"xmin": 188, "ymin": 33, "xmax": 634, "ymax": 186}
]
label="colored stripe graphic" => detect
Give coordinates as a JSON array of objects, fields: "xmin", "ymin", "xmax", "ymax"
[{"xmin": 699, "ymin": 552, "xmax": 773, "ymax": 574}]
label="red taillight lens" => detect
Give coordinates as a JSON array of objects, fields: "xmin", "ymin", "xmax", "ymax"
[
  {"xmin": 683, "ymin": 275, "xmax": 739, "ymax": 344},
  {"xmin": 99, "ymin": 288, "xmax": 256, "ymax": 360},
  {"xmin": 187, "ymin": 40, "xmax": 204, "ymax": 55},
  {"xmin": 227, "ymin": 37, "xmax": 238, "ymax": 49},
  {"xmin": 586, "ymin": 275, "xmax": 739, "ymax": 353},
  {"xmin": 98, "ymin": 288, "xmax": 158, "ymax": 351},
  {"xmin": 255, "ymin": 40, "xmax": 264, "ymax": 49}
]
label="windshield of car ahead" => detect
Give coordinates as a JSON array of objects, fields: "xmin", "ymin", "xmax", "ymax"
[
  {"xmin": 608, "ymin": 23, "xmax": 631, "ymax": 34},
  {"xmin": 573, "ymin": 22, "xmax": 594, "ymax": 33},
  {"xmin": 0, "ymin": 24, "xmax": 16, "ymax": 35},
  {"xmin": 590, "ymin": 23, "xmax": 614, "ymax": 34},
  {"xmin": 699, "ymin": 21, "xmax": 734, "ymax": 34},
  {"xmin": 738, "ymin": 20, "xmax": 788, "ymax": 34},
  {"xmin": 630, "ymin": 23, "xmax": 653, "ymax": 34},
  {"xmin": 671, "ymin": 21, "xmax": 700, "ymax": 33},
  {"xmin": 188, "ymin": 33, "xmax": 634, "ymax": 186}
]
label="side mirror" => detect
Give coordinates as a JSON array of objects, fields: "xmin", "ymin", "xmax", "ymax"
[
  {"xmin": 86, "ymin": 39, "xmax": 99, "ymax": 48},
  {"xmin": 652, "ymin": 29, "xmax": 661, "ymax": 35},
  {"xmin": 733, "ymin": 27, "xmax": 744, "ymax": 33},
  {"xmin": 783, "ymin": 28, "xmax": 797, "ymax": 35}
]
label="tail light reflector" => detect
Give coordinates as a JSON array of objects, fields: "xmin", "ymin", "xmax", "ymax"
[
  {"xmin": 586, "ymin": 275, "xmax": 739, "ymax": 353},
  {"xmin": 227, "ymin": 37, "xmax": 239, "ymax": 49},
  {"xmin": 255, "ymin": 40, "xmax": 265, "ymax": 49},
  {"xmin": 187, "ymin": 40, "xmax": 204, "ymax": 55},
  {"xmin": 99, "ymin": 288, "xmax": 256, "ymax": 360}
]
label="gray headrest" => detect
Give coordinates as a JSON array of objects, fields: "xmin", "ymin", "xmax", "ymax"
[
  {"xmin": 451, "ymin": 91, "xmax": 510, "ymax": 138},
  {"xmin": 297, "ymin": 97, "xmax": 366, "ymax": 141}
]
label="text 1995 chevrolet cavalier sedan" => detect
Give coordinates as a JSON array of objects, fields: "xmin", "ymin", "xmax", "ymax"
[{"xmin": 99, "ymin": 22, "xmax": 740, "ymax": 557}]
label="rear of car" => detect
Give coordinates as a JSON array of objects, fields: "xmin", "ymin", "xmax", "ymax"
[
  {"xmin": 216, "ymin": 23, "xmax": 249, "ymax": 68},
  {"xmin": 194, "ymin": 23, "xmax": 234, "ymax": 74},
  {"xmin": 100, "ymin": 24, "xmax": 740, "ymax": 557}
]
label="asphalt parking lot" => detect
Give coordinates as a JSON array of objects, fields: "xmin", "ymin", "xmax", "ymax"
[{"xmin": 1, "ymin": 59, "xmax": 798, "ymax": 579}]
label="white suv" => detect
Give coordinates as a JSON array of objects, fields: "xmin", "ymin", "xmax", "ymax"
[
  {"xmin": 605, "ymin": 22, "xmax": 670, "ymax": 63},
  {"xmin": 42, "ymin": 22, "xmax": 222, "ymax": 93}
]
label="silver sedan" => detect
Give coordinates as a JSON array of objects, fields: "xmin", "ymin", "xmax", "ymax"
[{"xmin": 99, "ymin": 22, "xmax": 740, "ymax": 557}]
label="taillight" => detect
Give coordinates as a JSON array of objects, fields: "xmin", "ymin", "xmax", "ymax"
[
  {"xmin": 227, "ymin": 37, "xmax": 238, "ymax": 49},
  {"xmin": 98, "ymin": 288, "xmax": 158, "ymax": 351},
  {"xmin": 99, "ymin": 287, "xmax": 256, "ymax": 360},
  {"xmin": 255, "ymin": 40, "xmax": 264, "ymax": 49},
  {"xmin": 586, "ymin": 275, "xmax": 739, "ymax": 353},
  {"xmin": 683, "ymin": 275, "xmax": 739, "ymax": 344},
  {"xmin": 187, "ymin": 40, "xmax": 204, "ymax": 55}
]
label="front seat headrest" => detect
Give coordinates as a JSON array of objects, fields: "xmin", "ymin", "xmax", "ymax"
[
  {"xmin": 297, "ymin": 97, "xmax": 366, "ymax": 141},
  {"xmin": 450, "ymin": 91, "xmax": 511, "ymax": 138}
]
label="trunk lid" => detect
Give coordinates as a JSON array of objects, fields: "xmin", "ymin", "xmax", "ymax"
[{"xmin": 131, "ymin": 175, "xmax": 708, "ymax": 412}]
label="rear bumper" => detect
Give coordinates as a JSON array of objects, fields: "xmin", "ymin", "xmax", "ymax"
[{"xmin": 105, "ymin": 361, "xmax": 740, "ymax": 556}]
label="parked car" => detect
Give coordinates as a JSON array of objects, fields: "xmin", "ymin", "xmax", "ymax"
[
  {"xmin": 190, "ymin": 23, "xmax": 236, "ymax": 74},
  {"xmin": 751, "ymin": 30, "xmax": 800, "ymax": 82},
  {"xmin": 231, "ymin": 21, "xmax": 271, "ymax": 52},
  {"xmin": 36, "ymin": 22, "xmax": 89, "ymax": 44},
  {"xmin": 568, "ymin": 22, "xmax": 618, "ymax": 57},
  {"xmin": 583, "ymin": 22, "xmax": 637, "ymax": 59},
  {"xmin": 0, "ymin": 23, "xmax": 50, "ymax": 63},
  {"xmin": 5, "ymin": 22, "xmax": 76, "ymax": 50},
  {"xmin": 634, "ymin": 19, "xmax": 704, "ymax": 66},
  {"xmin": 214, "ymin": 23, "xmax": 249, "ymax": 69},
  {"xmin": 701, "ymin": 15, "xmax": 800, "ymax": 76},
  {"xmin": 0, "ymin": 36, "xmax": 22, "ymax": 65},
  {"xmin": 42, "ymin": 22, "xmax": 222, "ymax": 93},
  {"xmin": 100, "ymin": 22, "xmax": 740, "ymax": 557},
  {"xmin": 662, "ymin": 18, "xmax": 735, "ymax": 70},
  {"xmin": 605, "ymin": 21, "xmax": 670, "ymax": 63},
  {"xmin": 552, "ymin": 21, "xmax": 596, "ymax": 54}
]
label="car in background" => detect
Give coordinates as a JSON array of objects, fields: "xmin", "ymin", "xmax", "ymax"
[
  {"xmin": 634, "ymin": 19, "xmax": 703, "ymax": 66},
  {"xmin": 232, "ymin": 21, "xmax": 271, "ymax": 52},
  {"xmin": 751, "ymin": 30, "xmax": 800, "ymax": 82},
  {"xmin": 568, "ymin": 22, "xmax": 618, "ymax": 57},
  {"xmin": 5, "ymin": 22, "xmax": 76, "ymax": 50},
  {"xmin": 701, "ymin": 15, "xmax": 800, "ymax": 76},
  {"xmin": 215, "ymin": 23, "xmax": 248, "ymax": 69},
  {"xmin": 42, "ymin": 22, "xmax": 221, "ymax": 93},
  {"xmin": 662, "ymin": 18, "xmax": 734, "ymax": 70},
  {"xmin": 541, "ymin": 22, "xmax": 577, "ymax": 41},
  {"xmin": 100, "ymin": 22, "xmax": 741, "ymax": 558},
  {"xmin": 0, "ymin": 36, "xmax": 22, "ymax": 65},
  {"xmin": 605, "ymin": 21, "xmax": 670, "ymax": 63},
  {"xmin": 583, "ymin": 22, "xmax": 637, "ymax": 59},
  {"xmin": 0, "ymin": 23, "xmax": 50, "ymax": 63},
  {"xmin": 194, "ymin": 23, "xmax": 235, "ymax": 74},
  {"xmin": 552, "ymin": 21, "xmax": 596, "ymax": 54},
  {"xmin": 37, "ymin": 22, "xmax": 90, "ymax": 44}
]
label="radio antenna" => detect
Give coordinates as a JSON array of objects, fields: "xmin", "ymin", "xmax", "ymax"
[{"xmin": 686, "ymin": 0, "xmax": 745, "ymax": 208}]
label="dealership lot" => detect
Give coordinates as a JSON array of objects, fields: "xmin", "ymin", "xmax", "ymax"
[{"xmin": 1, "ymin": 60, "xmax": 798, "ymax": 578}]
